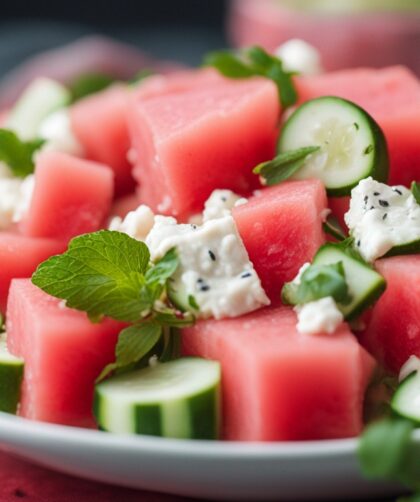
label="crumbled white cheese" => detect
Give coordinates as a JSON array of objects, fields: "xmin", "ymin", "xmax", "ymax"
[
  {"xmin": 38, "ymin": 108, "xmax": 84, "ymax": 157},
  {"xmin": 275, "ymin": 39, "xmax": 323, "ymax": 75},
  {"xmin": 295, "ymin": 296, "xmax": 343, "ymax": 335},
  {"xmin": 109, "ymin": 205, "xmax": 155, "ymax": 242},
  {"xmin": 345, "ymin": 177, "xmax": 420, "ymax": 262},
  {"xmin": 399, "ymin": 355, "xmax": 420, "ymax": 382},
  {"xmin": 0, "ymin": 174, "xmax": 35, "ymax": 229},
  {"xmin": 146, "ymin": 215, "xmax": 270, "ymax": 319},
  {"xmin": 291, "ymin": 262, "xmax": 311, "ymax": 286},
  {"xmin": 202, "ymin": 189, "xmax": 248, "ymax": 222}
]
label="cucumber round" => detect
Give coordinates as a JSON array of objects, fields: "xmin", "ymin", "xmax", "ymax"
[
  {"xmin": 0, "ymin": 334, "xmax": 24, "ymax": 414},
  {"xmin": 391, "ymin": 371, "xmax": 420, "ymax": 425},
  {"xmin": 6, "ymin": 78, "xmax": 70, "ymax": 140},
  {"xmin": 94, "ymin": 357, "xmax": 221, "ymax": 439},
  {"xmin": 278, "ymin": 96, "xmax": 389, "ymax": 196},
  {"xmin": 309, "ymin": 243, "xmax": 386, "ymax": 320}
]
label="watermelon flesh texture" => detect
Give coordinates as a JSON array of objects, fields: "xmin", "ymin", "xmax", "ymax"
[
  {"xmin": 232, "ymin": 180, "xmax": 327, "ymax": 300},
  {"xmin": 361, "ymin": 255, "xmax": 420, "ymax": 375},
  {"xmin": 7, "ymin": 279, "xmax": 125, "ymax": 427},
  {"xmin": 20, "ymin": 151, "xmax": 114, "ymax": 241},
  {"xmin": 128, "ymin": 71, "xmax": 279, "ymax": 219},
  {"xmin": 182, "ymin": 306, "xmax": 375, "ymax": 441},
  {"xmin": 0, "ymin": 233, "xmax": 66, "ymax": 313},
  {"xmin": 110, "ymin": 193, "xmax": 140, "ymax": 219},
  {"xmin": 70, "ymin": 85, "xmax": 134, "ymax": 196},
  {"xmin": 297, "ymin": 66, "xmax": 420, "ymax": 187}
]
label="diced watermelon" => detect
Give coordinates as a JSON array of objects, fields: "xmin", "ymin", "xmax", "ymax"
[
  {"xmin": 0, "ymin": 233, "xmax": 66, "ymax": 312},
  {"xmin": 20, "ymin": 151, "xmax": 114, "ymax": 241},
  {"xmin": 328, "ymin": 196, "xmax": 350, "ymax": 231},
  {"xmin": 110, "ymin": 193, "xmax": 140, "ymax": 219},
  {"xmin": 128, "ymin": 71, "xmax": 279, "ymax": 218},
  {"xmin": 232, "ymin": 180, "xmax": 327, "ymax": 300},
  {"xmin": 182, "ymin": 306, "xmax": 375, "ymax": 441},
  {"xmin": 6, "ymin": 279, "xmax": 124, "ymax": 427},
  {"xmin": 361, "ymin": 255, "xmax": 420, "ymax": 375},
  {"xmin": 297, "ymin": 66, "xmax": 420, "ymax": 187},
  {"xmin": 70, "ymin": 85, "xmax": 134, "ymax": 196}
]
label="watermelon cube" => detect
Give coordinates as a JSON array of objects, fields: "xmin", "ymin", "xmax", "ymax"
[
  {"xmin": 6, "ymin": 279, "xmax": 125, "ymax": 427},
  {"xmin": 297, "ymin": 66, "xmax": 420, "ymax": 187},
  {"xmin": 182, "ymin": 306, "xmax": 375, "ymax": 441},
  {"xmin": 110, "ymin": 193, "xmax": 140, "ymax": 219},
  {"xmin": 0, "ymin": 233, "xmax": 66, "ymax": 312},
  {"xmin": 361, "ymin": 255, "xmax": 420, "ymax": 375},
  {"xmin": 128, "ymin": 71, "xmax": 280, "ymax": 218},
  {"xmin": 232, "ymin": 180, "xmax": 327, "ymax": 300},
  {"xmin": 70, "ymin": 84, "xmax": 134, "ymax": 196},
  {"xmin": 20, "ymin": 151, "xmax": 114, "ymax": 241}
]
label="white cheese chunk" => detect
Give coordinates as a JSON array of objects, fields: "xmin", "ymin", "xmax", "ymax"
[
  {"xmin": 38, "ymin": 108, "xmax": 84, "ymax": 157},
  {"xmin": 202, "ymin": 189, "xmax": 248, "ymax": 222},
  {"xmin": 109, "ymin": 205, "xmax": 155, "ymax": 242},
  {"xmin": 294, "ymin": 296, "xmax": 343, "ymax": 335},
  {"xmin": 345, "ymin": 177, "xmax": 420, "ymax": 262},
  {"xmin": 146, "ymin": 215, "xmax": 270, "ymax": 319},
  {"xmin": 0, "ymin": 174, "xmax": 35, "ymax": 229},
  {"xmin": 275, "ymin": 39, "xmax": 323, "ymax": 76},
  {"xmin": 399, "ymin": 355, "xmax": 420, "ymax": 383}
]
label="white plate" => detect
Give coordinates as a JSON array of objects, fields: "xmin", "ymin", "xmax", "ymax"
[{"xmin": 0, "ymin": 412, "xmax": 407, "ymax": 501}]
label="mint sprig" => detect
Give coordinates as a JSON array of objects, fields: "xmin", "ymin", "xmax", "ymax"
[
  {"xmin": 204, "ymin": 46, "xmax": 298, "ymax": 108},
  {"xmin": 282, "ymin": 261, "xmax": 352, "ymax": 306},
  {"xmin": 0, "ymin": 128, "xmax": 44, "ymax": 178},
  {"xmin": 253, "ymin": 146, "xmax": 320, "ymax": 186},
  {"xmin": 411, "ymin": 182, "xmax": 420, "ymax": 205}
]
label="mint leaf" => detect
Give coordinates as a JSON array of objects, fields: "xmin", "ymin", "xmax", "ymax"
[
  {"xmin": 253, "ymin": 146, "xmax": 320, "ymax": 186},
  {"xmin": 411, "ymin": 181, "xmax": 420, "ymax": 205},
  {"xmin": 0, "ymin": 128, "xmax": 44, "ymax": 177},
  {"xmin": 188, "ymin": 294, "xmax": 199, "ymax": 311},
  {"xmin": 322, "ymin": 214, "xmax": 348, "ymax": 241},
  {"xmin": 97, "ymin": 321, "xmax": 162, "ymax": 381},
  {"xmin": 70, "ymin": 73, "xmax": 116, "ymax": 102},
  {"xmin": 282, "ymin": 261, "xmax": 352, "ymax": 306},
  {"xmin": 359, "ymin": 418, "xmax": 414, "ymax": 479},
  {"xmin": 204, "ymin": 46, "xmax": 297, "ymax": 108},
  {"xmin": 32, "ymin": 231, "xmax": 152, "ymax": 323},
  {"xmin": 145, "ymin": 248, "xmax": 179, "ymax": 287}
]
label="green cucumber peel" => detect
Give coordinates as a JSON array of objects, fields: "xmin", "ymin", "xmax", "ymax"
[{"xmin": 322, "ymin": 214, "xmax": 348, "ymax": 241}]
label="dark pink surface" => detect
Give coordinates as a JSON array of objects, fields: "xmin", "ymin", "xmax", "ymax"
[{"xmin": 0, "ymin": 448, "xmax": 190, "ymax": 501}]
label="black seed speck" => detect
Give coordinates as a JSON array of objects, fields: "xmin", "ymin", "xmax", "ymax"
[
  {"xmin": 208, "ymin": 250, "xmax": 216, "ymax": 261},
  {"xmin": 199, "ymin": 284, "xmax": 210, "ymax": 292},
  {"xmin": 221, "ymin": 196, "xmax": 227, "ymax": 202},
  {"xmin": 379, "ymin": 200, "xmax": 389, "ymax": 207},
  {"xmin": 370, "ymin": 206, "xmax": 375, "ymax": 210},
  {"xmin": 394, "ymin": 188, "xmax": 403, "ymax": 195},
  {"xmin": 373, "ymin": 192, "xmax": 380, "ymax": 196},
  {"xmin": 197, "ymin": 278, "xmax": 204, "ymax": 283},
  {"xmin": 14, "ymin": 489, "xmax": 26, "ymax": 498},
  {"xmin": 383, "ymin": 213, "xmax": 388, "ymax": 220},
  {"xmin": 191, "ymin": 224, "xmax": 197, "ymax": 230},
  {"xmin": 357, "ymin": 240, "xmax": 361, "ymax": 247},
  {"xmin": 241, "ymin": 272, "xmax": 252, "ymax": 279},
  {"xmin": 364, "ymin": 195, "xmax": 369, "ymax": 204}
]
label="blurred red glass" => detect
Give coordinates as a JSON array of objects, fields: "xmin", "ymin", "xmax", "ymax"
[{"xmin": 228, "ymin": 0, "xmax": 420, "ymax": 74}]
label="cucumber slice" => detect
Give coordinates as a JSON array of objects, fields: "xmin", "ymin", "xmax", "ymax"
[
  {"xmin": 391, "ymin": 371, "xmax": 420, "ymax": 425},
  {"xmin": 278, "ymin": 97, "xmax": 389, "ymax": 196},
  {"xmin": 300, "ymin": 243, "xmax": 385, "ymax": 320},
  {"xmin": 0, "ymin": 334, "xmax": 24, "ymax": 414},
  {"xmin": 6, "ymin": 78, "xmax": 70, "ymax": 140},
  {"xmin": 94, "ymin": 357, "xmax": 221, "ymax": 439}
]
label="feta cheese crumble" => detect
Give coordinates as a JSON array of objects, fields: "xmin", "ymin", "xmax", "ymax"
[
  {"xmin": 294, "ymin": 296, "xmax": 344, "ymax": 335},
  {"xmin": 202, "ymin": 189, "xmax": 248, "ymax": 222},
  {"xmin": 0, "ymin": 174, "xmax": 35, "ymax": 229},
  {"xmin": 275, "ymin": 39, "xmax": 323, "ymax": 76},
  {"xmin": 146, "ymin": 215, "xmax": 270, "ymax": 319},
  {"xmin": 109, "ymin": 205, "xmax": 155, "ymax": 242},
  {"xmin": 399, "ymin": 355, "xmax": 420, "ymax": 383},
  {"xmin": 38, "ymin": 108, "xmax": 84, "ymax": 157},
  {"xmin": 345, "ymin": 177, "xmax": 420, "ymax": 262}
]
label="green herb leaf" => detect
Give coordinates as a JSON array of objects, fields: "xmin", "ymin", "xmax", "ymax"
[
  {"xmin": 0, "ymin": 129, "xmax": 44, "ymax": 177},
  {"xmin": 358, "ymin": 418, "xmax": 416, "ymax": 483},
  {"xmin": 70, "ymin": 73, "xmax": 116, "ymax": 102},
  {"xmin": 145, "ymin": 248, "xmax": 179, "ymax": 286},
  {"xmin": 32, "ymin": 231, "xmax": 152, "ymax": 323},
  {"xmin": 97, "ymin": 321, "xmax": 162, "ymax": 381},
  {"xmin": 204, "ymin": 45, "xmax": 298, "ymax": 108},
  {"xmin": 282, "ymin": 261, "xmax": 352, "ymax": 306},
  {"xmin": 322, "ymin": 214, "xmax": 348, "ymax": 241},
  {"xmin": 411, "ymin": 181, "xmax": 420, "ymax": 205},
  {"xmin": 188, "ymin": 295, "xmax": 199, "ymax": 311},
  {"xmin": 253, "ymin": 146, "xmax": 320, "ymax": 186},
  {"xmin": 129, "ymin": 69, "xmax": 155, "ymax": 85}
]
